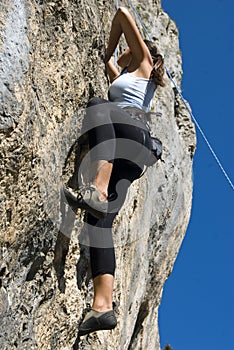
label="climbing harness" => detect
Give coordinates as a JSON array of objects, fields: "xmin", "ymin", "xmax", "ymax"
[{"xmin": 114, "ymin": 0, "xmax": 234, "ymax": 191}]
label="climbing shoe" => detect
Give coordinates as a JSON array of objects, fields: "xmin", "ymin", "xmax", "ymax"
[
  {"xmin": 63, "ymin": 185, "xmax": 108, "ymax": 219},
  {"xmin": 78, "ymin": 309, "xmax": 117, "ymax": 336}
]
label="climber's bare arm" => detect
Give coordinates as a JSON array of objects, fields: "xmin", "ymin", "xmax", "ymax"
[
  {"xmin": 105, "ymin": 7, "xmax": 152, "ymax": 70},
  {"xmin": 105, "ymin": 47, "xmax": 133, "ymax": 83},
  {"xmin": 106, "ymin": 60, "xmax": 119, "ymax": 83}
]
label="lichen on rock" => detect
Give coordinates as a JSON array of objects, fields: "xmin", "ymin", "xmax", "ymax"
[{"xmin": 0, "ymin": 1, "xmax": 196, "ymax": 349}]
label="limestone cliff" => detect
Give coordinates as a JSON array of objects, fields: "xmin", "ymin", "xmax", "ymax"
[{"xmin": 0, "ymin": 1, "xmax": 196, "ymax": 349}]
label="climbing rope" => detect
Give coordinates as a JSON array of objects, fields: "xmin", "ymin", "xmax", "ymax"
[
  {"xmin": 115, "ymin": 0, "xmax": 119, "ymax": 9},
  {"xmin": 114, "ymin": 0, "xmax": 119, "ymax": 66},
  {"xmin": 114, "ymin": 0, "xmax": 234, "ymax": 191}
]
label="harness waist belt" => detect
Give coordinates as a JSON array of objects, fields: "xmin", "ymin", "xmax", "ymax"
[{"xmin": 123, "ymin": 107, "xmax": 150, "ymax": 129}]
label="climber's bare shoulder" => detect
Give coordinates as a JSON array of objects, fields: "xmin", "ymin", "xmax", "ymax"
[{"xmin": 126, "ymin": 60, "xmax": 153, "ymax": 79}]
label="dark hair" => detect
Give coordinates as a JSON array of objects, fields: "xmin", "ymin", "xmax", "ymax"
[{"xmin": 144, "ymin": 40, "xmax": 165, "ymax": 87}]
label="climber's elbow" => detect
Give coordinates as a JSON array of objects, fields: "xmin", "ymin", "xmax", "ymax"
[{"xmin": 114, "ymin": 7, "xmax": 130, "ymax": 23}]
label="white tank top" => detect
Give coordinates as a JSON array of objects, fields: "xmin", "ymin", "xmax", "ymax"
[{"xmin": 108, "ymin": 68, "xmax": 156, "ymax": 112}]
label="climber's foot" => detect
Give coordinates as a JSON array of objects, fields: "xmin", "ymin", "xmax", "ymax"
[
  {"xmin": 78, "ymin": 309, "xmax": 117, "ymax": 336},
  {"xmin": 63, "ymin": 185, "xmax": 108, "ymax": 219}
]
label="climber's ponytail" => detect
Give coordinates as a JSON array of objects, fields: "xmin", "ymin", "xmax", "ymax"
[{"xmin": 144, "ymin": 40, "xmax": 165, "ymax": 87}]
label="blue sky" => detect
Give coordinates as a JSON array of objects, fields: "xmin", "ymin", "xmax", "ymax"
[{"xmin": 159, "ymin": 1, "xmax": 234, "ymax": 349}]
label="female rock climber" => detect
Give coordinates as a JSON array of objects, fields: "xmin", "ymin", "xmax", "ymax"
[{"xmin": 64, "ymin": 7, "xmax": 165, "ymax": 336}]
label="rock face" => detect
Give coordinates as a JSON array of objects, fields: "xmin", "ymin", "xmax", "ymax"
[{"xmin": 0, "ymin": 1, "xmax": 196, "ymax": 349}]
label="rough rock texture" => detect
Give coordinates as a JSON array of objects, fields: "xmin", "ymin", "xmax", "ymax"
[{"xmin": 0, "ymin": 1, "xmax": 196, "ymax": 349}]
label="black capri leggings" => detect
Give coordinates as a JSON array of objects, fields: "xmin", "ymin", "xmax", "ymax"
[{"xmin": 79, "ymin": 97, "xmax": 151, "ymax": 279}]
